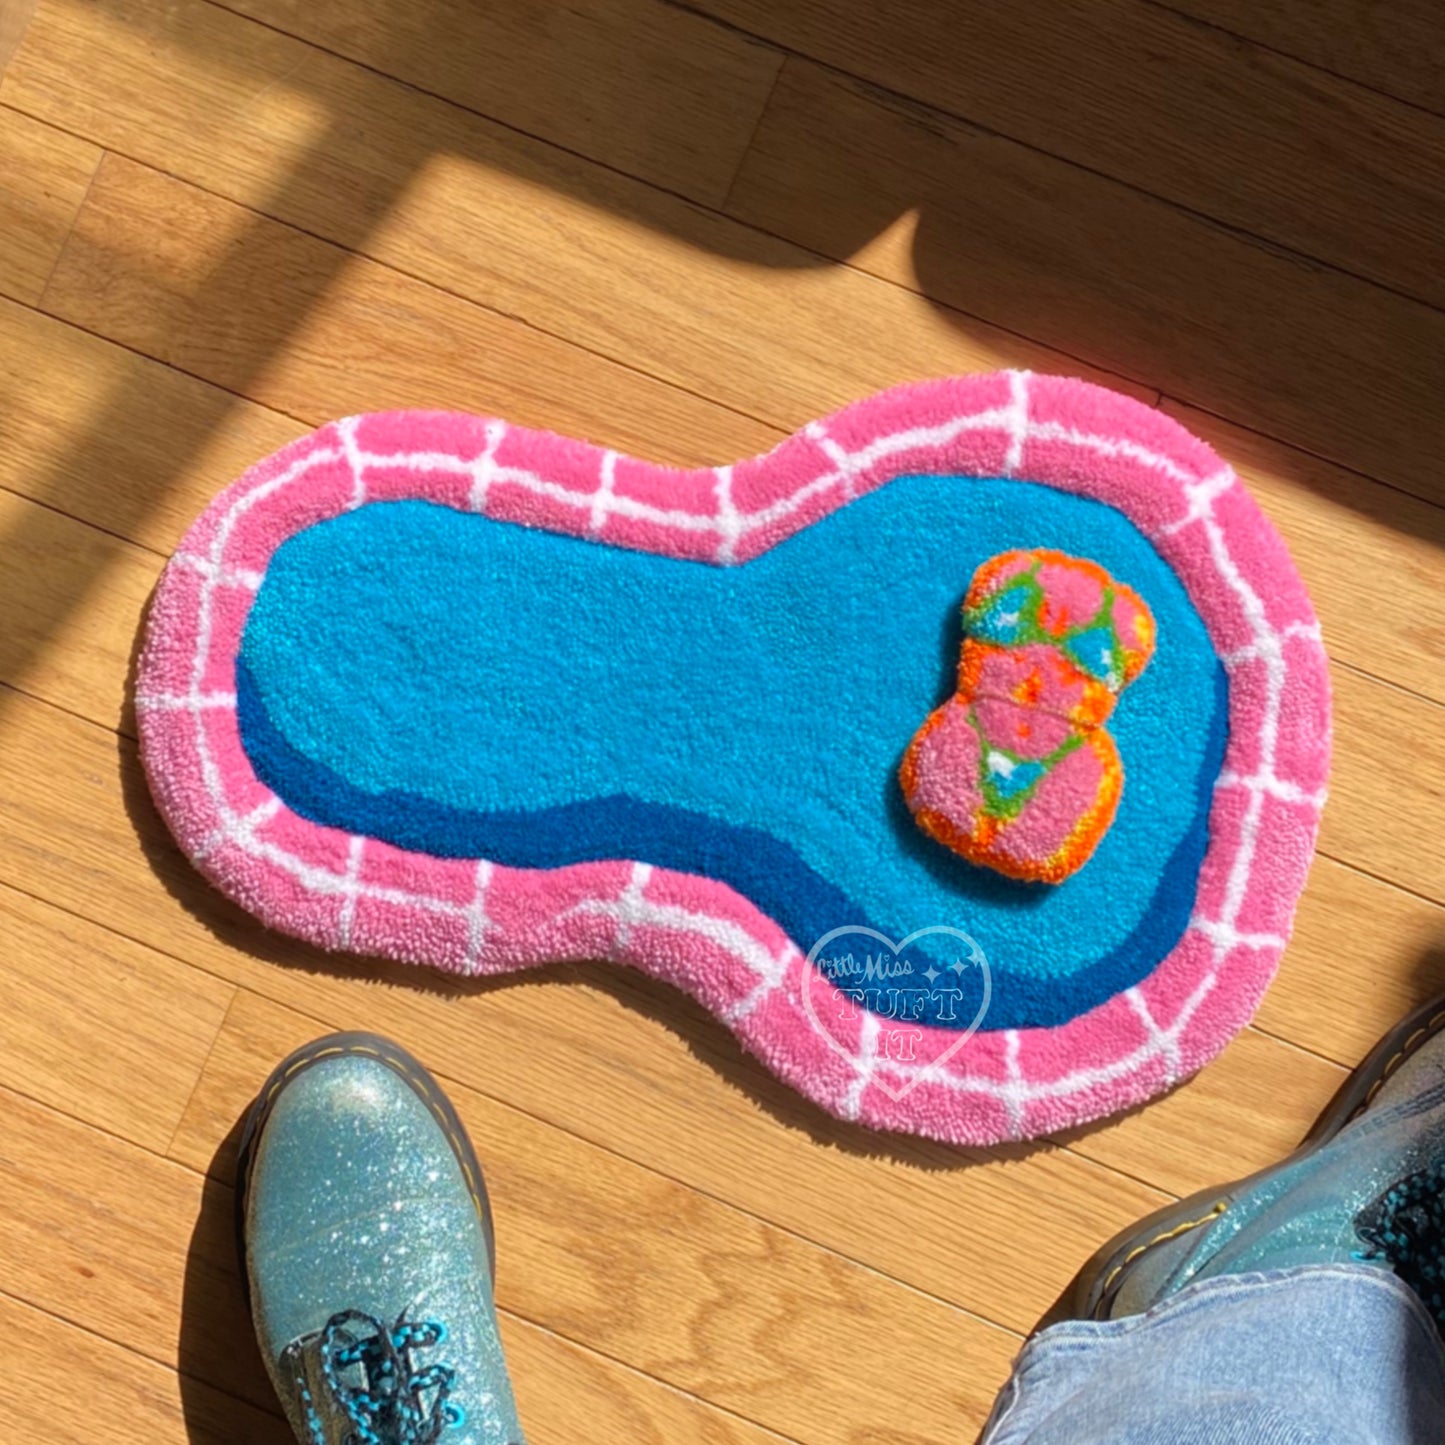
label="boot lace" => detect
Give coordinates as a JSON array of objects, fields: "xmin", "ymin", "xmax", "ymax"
[
  {"xmin": 1356, "ymin": 1162, "xmax": 1445, "ymax": 1333},
  {"xmin": 308, "ymin": 1309, "xmax": 464, "ymax": 1444}
]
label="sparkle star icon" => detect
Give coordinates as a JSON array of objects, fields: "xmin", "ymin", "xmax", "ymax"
[
  {"xmin": 923, "ymin": 964, "xmax": 940, "ymax": 984},
  {"xmin": 948, "ymin": 957, "xmax": 968, "ymax": 974}
]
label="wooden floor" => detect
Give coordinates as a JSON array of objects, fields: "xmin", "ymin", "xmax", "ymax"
[{"xmin": 0, "ymin": 1, "xmax": 1442, "ymax": 1439}]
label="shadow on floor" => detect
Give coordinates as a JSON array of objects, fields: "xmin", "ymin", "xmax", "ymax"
[
  {"xmin": 4, "ymin": 0, "xmax": 1443, "ymax": 721},
  {"xmin": 177, "ymin": 1117, "xmax": 294, "ymax": 1444}
]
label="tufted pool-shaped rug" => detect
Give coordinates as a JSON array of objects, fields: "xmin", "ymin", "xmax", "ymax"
[{"xmin": 137, "ymin": 373, "xmax": 1330, "ymax": 1144}]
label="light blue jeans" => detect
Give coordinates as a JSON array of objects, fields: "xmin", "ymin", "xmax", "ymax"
[{"xmin": 981, "ymin": 1263, "xmax": 1445, "ymax": 1443}]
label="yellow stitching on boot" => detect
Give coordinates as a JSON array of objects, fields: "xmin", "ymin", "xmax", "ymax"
[
  {"xmin": 1354, "ymin": 1010, "xmax": 1445, "ymax": 1119},
  {"xmin": 365, "ymin": 1048, "xmax": 488, "ymax": 1224},
  {"xmin": 1090, "ymin": 1008, "xmax": 1445, "ymax": 1319},
  {"xmin": 1098, "ymin": 1202, "xmax": 1228, "ymax": 1300}
]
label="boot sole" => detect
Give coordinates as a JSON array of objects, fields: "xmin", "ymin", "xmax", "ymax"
[
  {"xmin": 1037, "ymin": 993, "xmax": 1445, "ymax": 1330},
  {"xmin": 235, "ymin": 1031, "xmax": 497, "ymax": 1303}
]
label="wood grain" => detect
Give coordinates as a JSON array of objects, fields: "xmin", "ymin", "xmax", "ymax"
[
  {"xmin": 0, "ymin": 294, "xmax": 302, "ymax": 549},
  {"xmin": 0, "ymin": 1286, "xmax": 793, "ymax": 1445},
  {"xmin": 0, "ymin": 1221, "xmax": 790, "ymax": 1445},
  {"xmin": 695, "ymin": 0, "xmax": 1445, "ymax": 307},
  {"xmin": 207, "ymin": 0, "xmax": 782, "ymax": 204},
  {"xmin": 1257, "ymin": 855, "xmax": 1445, "ymax": 1067},
  {"xmin": 727, "ymin": 60, "xmax": 1445, "ymax": 508},
  {"xmin": 0, "ymin": 0, "xmax": 36, "ymax": 77},
  {"xmin": 1, "ymin": 0, "xmax": 780, "ymax": 207},
  {"xmin": 0, "ymin": 483, "xmax": 156, "ymax": 731},
  {"xmin": 1325, "ymin": 668, "xmax": 1445, "ymax": 903},
  {"xmin": 1059, "ymin": 1027, "xmax": 1345, "ymax": 1200},
  {"xmin": 0, "ymin": 1086, "xmax": 815, "ymax": 1442},
  {"xmin": 2, "ymin": 0, "xmax": 1149, "ymax": 429},
  {"xmin": 0, "ymin": 882, "xmax": 232, "ymax": 1151},
  {"xmin": 0, "ymin": 103, "xmax": 96, "ymax": 304},
  {"xmin": 0, "ymin": 1291, "xmax": 290, "ymax": 1445},
  {"xmin": 41, "ymin": 155, "xmax": 783, "ymax": 469},
  {"xmin": 0, "ymin": 1085, "xmax": 273, "ymax": 1402},
  {"xmin": 1156, "ymin": 0, "xmax": 1445, "ymax": 114},
  {"xmin": 503, "ymin": 1315, "xmax": 794, "ymax": 1445},
  {"xmin": 0, "ymin": 311, "xmax": 1440, "ymax": 1380}
]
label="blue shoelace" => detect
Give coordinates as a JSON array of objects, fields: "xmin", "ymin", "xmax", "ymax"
[
  {"xmin": 310, "ymin": 1309, "xmax": 464, "ymax": 1445},
  {"xmin": 1357, "ymin": 1162, "xmax": 1445, "ymax": 1332}
]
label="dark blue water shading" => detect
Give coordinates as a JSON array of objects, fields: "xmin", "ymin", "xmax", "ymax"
[{"xmin": 237, "ymin": 476, "xmax": 1228, "ymax": 1030}]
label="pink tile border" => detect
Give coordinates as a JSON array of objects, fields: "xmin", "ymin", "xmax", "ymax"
[{"xmin": 136, "ymin": 372, "xmax": 1330, "ymax": 1144}]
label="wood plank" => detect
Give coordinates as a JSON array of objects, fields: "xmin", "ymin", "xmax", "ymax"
[
  {"xmin": 0, "ymin": 0, "xmax": 36, "ymax": 79},
  {"xmin": 727, "ymin": 60, "xmax": 1445, "ymax": 508},
  {"xmin": 0, "ymin": 1237, "xmax": 791, "ymax": 1445},
  {"xmin": 217, "ymin": 0, "xmax": 784, "ymax": 206},
  {"xmin": 2, "ymin": 1063, "xmax": 1017, "ymax": 1444},
  {"xmin": 0, "ymin": 1149, "xmax": 790, "ymax": 1445},
  {"xmin": 0, "ymin": 882, "xmax": 232, "ymax": 1152},
  {"xmin": 701, "ymin": 0, "xmax": 1445, "ymax": 308},
  {"xmin": 504, "ymin": 1323, "xmax": 797, "ymax": 1445},
  {"xmin": 1257, "ymin": 855, "xmax": 1445, "ymax": 1067},
  {"xmin": 0, "ymin": 1084, "xmax": 281, "ymax": 1413},
  {"xmin": 0, "ymin": 103, "xmax": 96, "ymax": 304},
  {"xmin": 0, "ymin": 1290, "xmax": 289, "ymax": 1444},
  {"xmin": 0, "ymin": 483, "xmax": 156, "ymax": 732},
  {"xmin": 0, "ymin": 687, "xmax": 1166, "ymax": 1337},
  {"xmin": 1324, "ymin": 668, "xmax": 1445, "ymax": 903},
  {"xmin": 1157, "ymin": 0, "xmax": 1445, "ymax": 114},
  {"xmin": 1059, "ymin": 1026, "xmax": 1345, "ymax": 1200},
  {"xmin": 4, "ymin": 0, "xmax": 1149, "ymax": 433},
  {"xmin": 3, "ymin": 0, "xmax": 781, "ymax": 207},
  {"xmin": 40, "ymin": 155, "xmax": 784, "ymax": 469},
  {"xmin": 0, "ymin": 0, "xmax": 1436, "ymax": 1427},
  {"xmin": 0, "ymin": 296, "xmax": 301, "ymax": 550},
  {"xmin": 1159, "ymin": 402, "xmax": 1445, "ymax": 705}
]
